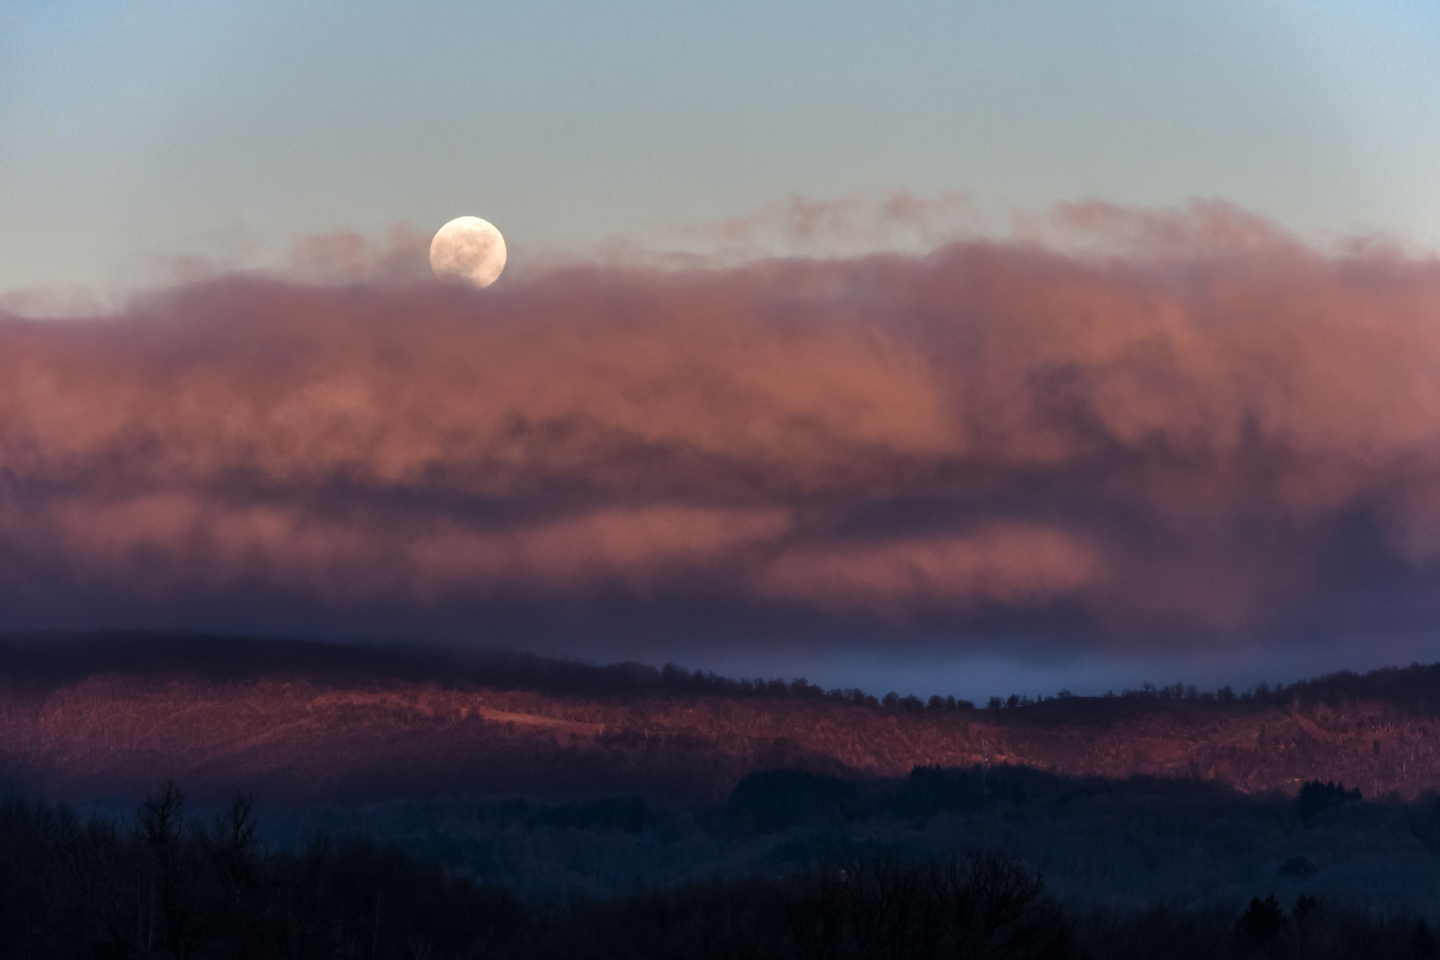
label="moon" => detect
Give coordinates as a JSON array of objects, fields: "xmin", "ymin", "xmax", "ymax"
[{"xmin": 430, "ymin": 216, "xmax": 507, "ymax": 288}]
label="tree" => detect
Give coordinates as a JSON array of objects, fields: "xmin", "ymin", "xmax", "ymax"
[
  {"xmin": 727, "ymin": 769, "xmax": 857, "ymax": 833},
  {"xmin": 932, "ymin": 852, "xmax": 1073, "ymax": 960},
  {"xmin": 1295, "ymin": 780, "xmax": 1362, "ymax": 826},
  {"xmin": 138, "ymin": 779, "xmax": 205, "ymax": 959},
  {"xmin": 1235, "ymin": 895, "xmax": 1284, "ymax": 947},
  {"xmin": 1415, "ymin": 919, "xmax": 1437, "ymax": 958}
]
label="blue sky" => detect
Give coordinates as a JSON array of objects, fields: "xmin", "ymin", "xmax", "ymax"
[{"xmin": 4, "ymin": 0, "xmax": 1439, "ymax": 296}]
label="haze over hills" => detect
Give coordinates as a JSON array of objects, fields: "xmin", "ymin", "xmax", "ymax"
[{"xmin": 1, "ymin": 632, "xmax": 1437, "ymax": 805}]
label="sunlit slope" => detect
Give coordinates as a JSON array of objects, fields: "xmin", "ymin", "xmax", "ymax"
[{"xmin": 0, "ymin": 636, "xmax": 1433, "ymax": 803}]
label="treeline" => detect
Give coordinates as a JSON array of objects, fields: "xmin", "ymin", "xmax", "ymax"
[
  {"xmin": 659, "ymin": 662, "xmax": 976, "ymax": 711},
  {"xmin": 14, "ymin": 630, "xmax": 1440, "ymax": 721},
  {"xmin": 0, "ymin": 630, "xmax": 1283, "ymax": 711},
  {"xmin": 0, "ymin": 783, "xmax": 1434, "ymax": 959},
  {"xmin": 724, "ymin": 767, "xmax": 1375, "ymax": 838},
  {"xmin": 1286, "ymin": 662, "xmax": 1440, "ymax": 714},
  {"xmin": 0, "ymin": 783, "xmax": 527, "ymax": 959},
  {"xmin": 988, "ymin": 662, "xmax": 1440, "ymax": 713},
  {"xmin": 517, "ymin": 871, "xmax": 1438, "ymax": 960},
  {"xmin": 277, "ymin": 763, "xmax": 1440, "ymax": 906},
  {"xmin": 988, "ymin": 678, "xmax": 1329, "ymax": 709},
  {"xmin": 725, "ymin": 766, "xmax": 1027, "ymax": 834},
  {"xmin": 0, "ymin": 784, "xmax": 1076, "ymax": 959},
  {"xmin": 0, "ymin": 631, "xmax": 982, "ymax": 711}
]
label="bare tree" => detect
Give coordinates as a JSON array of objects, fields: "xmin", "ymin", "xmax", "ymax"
[{"xmin": 138, "ymin": 780, "xmax": 204, "ymax": 960}]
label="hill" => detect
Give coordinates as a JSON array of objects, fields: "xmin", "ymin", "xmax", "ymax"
[{"xmin": 0, "ymin": 632, "xmax": 1437, "ymax": 803}]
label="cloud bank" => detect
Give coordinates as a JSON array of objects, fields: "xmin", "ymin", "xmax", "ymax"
[{"xmin": 3, "ymin": 200, "xmax": 1440, "ymax": 654}]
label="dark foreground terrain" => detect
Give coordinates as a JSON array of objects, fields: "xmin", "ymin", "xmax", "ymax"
[
  {"xmin": 0, "ymin": 784, "xmax": 1434, "ymax": 960},
  {"xmin": 4, "ymin": 633, "xmax": 1440, "ymax": 957}
]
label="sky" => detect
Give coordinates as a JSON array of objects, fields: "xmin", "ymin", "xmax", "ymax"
[{"xmin": 2, "ymin": 1, "xmax": 1440, "ymax": 699}]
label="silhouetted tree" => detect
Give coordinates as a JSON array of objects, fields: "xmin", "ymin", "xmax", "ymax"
[
  {"xmin": 1295, "ymin": 780, "xmax": 1362, "ymax": 826},
  {"xmin": 1235, "ymin": 894, "xmax": 1285, "ymax": 947},
  {"xmin": 1416, "ymin": 919, "xmax": 1437, "ymax": 958},
  {"xmin": 727, "ymin": 769, "xmax": 857, "ymax": 833},
  {"xmin": 139, "ymin": 779, "xmax": 206, "ymax": 959}
]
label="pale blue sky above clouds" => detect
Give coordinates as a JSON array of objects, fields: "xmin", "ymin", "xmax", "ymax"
[{"xmin": 3, "ymin": 0, "xmax": 1439, "ymax": 296}]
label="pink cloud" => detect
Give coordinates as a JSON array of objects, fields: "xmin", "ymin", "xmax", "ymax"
[{"xmin": 3, "ymin": 200, "xmax": 1440, "ymax": 646}]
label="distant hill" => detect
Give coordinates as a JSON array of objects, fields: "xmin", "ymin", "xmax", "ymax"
[{"xmin": 1, "ymin": 632, "xmax": 1438, "ymax": 804}]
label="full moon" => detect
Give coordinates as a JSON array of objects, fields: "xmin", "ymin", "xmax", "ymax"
[{"xmin": 429, "ymin": 216, "xmax": 507, "ymax": 288}]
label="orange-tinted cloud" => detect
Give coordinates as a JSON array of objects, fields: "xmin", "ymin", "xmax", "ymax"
[
  {"xmin": 3, "ymin": 201, "xmax": 1440, "ymax": 648},
  {"xmin": 761, "ymin": 525, "xmax": 1104, "ymax": 616}
]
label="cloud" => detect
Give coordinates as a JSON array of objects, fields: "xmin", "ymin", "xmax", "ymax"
[
  {"xmin": 579, "ymin": 189, "xmax": 986, "ymax": 272},
  {"xmin": 3, "ymin": 200, "xmax": 1440, "ymax": 653},
  {"xmin": 650, "ymin": 189, "xmax": 982, "ymax": 258},
  {"xmin": 285, "ymin": 222, "xmax": 433, "ymax": 285},
  {"xmin": 760, "ymin": 525, "xmax": 1104, "ymax": 616}
]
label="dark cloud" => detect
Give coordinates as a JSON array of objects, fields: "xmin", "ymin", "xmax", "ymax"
[{"xmin": 3, "ymin": 201, "xmax": 1439, "ymax": 655}]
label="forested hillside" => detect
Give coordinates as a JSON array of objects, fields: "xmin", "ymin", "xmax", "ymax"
[{"xmin": 0, "ymin": 633, "xmax": 1438, "ymax": 803}]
